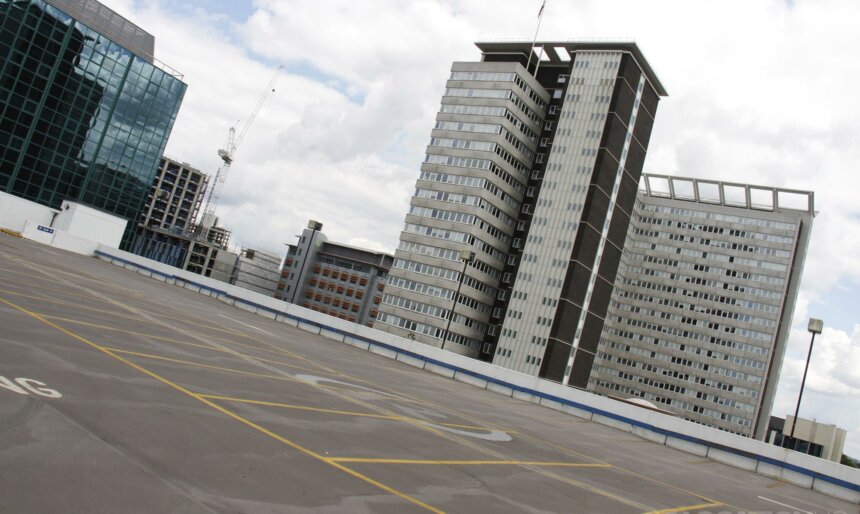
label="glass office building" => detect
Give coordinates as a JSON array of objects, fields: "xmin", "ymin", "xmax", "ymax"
[{"xmin": 0, "ymin": 0, "xmax": 186, "ymax": 247}]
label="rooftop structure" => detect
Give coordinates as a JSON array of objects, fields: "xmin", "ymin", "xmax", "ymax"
[
  {"xmin": 474, "ymin": 40, "xmax": 667, "ymax": 96},
  {"xmin": 588, "ymin": 174, "xmax": 814, "ymax": 437},
  {"xmin": 767, "ymin": 415, "xmax": 847, "ymax": 463},
  {"xmin": 44, "ymin": 0, "xmax": 155, "ymax": 62}
]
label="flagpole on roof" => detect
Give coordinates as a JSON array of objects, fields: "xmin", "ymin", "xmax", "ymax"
[{"xmin": 525, "ymin": 0, "xmax": 547, "ymax": 77}]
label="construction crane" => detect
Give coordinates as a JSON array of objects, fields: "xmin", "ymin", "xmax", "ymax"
[{"xmin": 199, "ymin": 65, "xmax": 283, "ymax": 229}]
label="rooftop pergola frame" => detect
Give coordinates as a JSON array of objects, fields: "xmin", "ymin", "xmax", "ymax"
[{"xmin": 641, "ymin": 173, "xmax": 815, "ymax": 215}]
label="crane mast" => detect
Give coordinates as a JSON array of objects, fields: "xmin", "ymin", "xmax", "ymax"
[{"xmin": 199, "ymin": 66, "xmax": 283, "ymax": 230}]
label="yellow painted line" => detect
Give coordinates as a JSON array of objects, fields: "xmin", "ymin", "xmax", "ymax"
[
  {"xmin": 313, "ymin": 384, "xmax": 433, "ymax": 405},
  {"xmin": 643, "ymin": 501, "xmax": 722, "ymax": 514},
  {"xmin": 0, "ymin": 288, "xmax": 256, "ymax": 340},
  {"xmin": 0, "ymin": 228, "xmax": 22, "ymax": 238},
  {"xmin": 0, "ymin": 295, "xmax": 443, "ymax": 514},
  {"xmin": 202, "ymin": 394, "xmax": 508, "ymax": 432},
  {"xmin": 101, "ymin": 347, "xmax": 311, "ymax": 383},
  {"xmin": 492, "ymin": 429, "xmax": 746, "ymax": 512},
  {"xmin": 3, "ymin": 264, "xmax": 651, "ymax": 511},
  {"xmin": 0, "ymin": 272, "xmax": 281, "ymax": 342},
  {"xmin": 328, "ymin": 458, "xmax": 611, "ymax": 467},
  {"xmin": 202, "ymin": 394, "xmax": 403, "ymax": 420},
  {"xmin": 35, "ymin": 314, "xmax": 340, "ymax": 376}
]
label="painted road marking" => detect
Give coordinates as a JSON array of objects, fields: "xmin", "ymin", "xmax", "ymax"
[
  {"xmin": 1, "ymin": 294, "xmax": 654, "ymax": 512},
  {"xmin": 0, "ymin": 376, "xmax": 61, "ymax": 398},
  {"xmin": 0, "ymin": 254, "xmax": 700, "ymax": 511},
  {"xmin": 218, "ymin": 313, "xmax": 275, "ymax": 335},
  {"xmin": 35, "ymin": 314, "xmax": 328, "ymax": 371},
  {"xmin": 102, "ymin": 347, "xmax": 306, "ymax": 384},
  {"xmin": 643, "ymin": 501, "xmax": 723, "ymax": 514},
  {"xmin": 0, "ymin": 287, "xmax": 255, "ymax": 341},
  {"xmin": 202, "ymin": 394, "xmax": 510, "ymax": 432},
  {"xmin": 757, "ymin": 496, "xmax": 813, "ymax": 514},
  {"xmin": 328, "ymin": 458, "xmax": 611, "ymax": 467},
  {"xmin": 0, "ymin": 295, "xmax": 444, "ymax": 514}
]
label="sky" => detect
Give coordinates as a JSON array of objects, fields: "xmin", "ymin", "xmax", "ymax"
[{"xmin": 99, "ymin": 0, "xmax": 860, "ymax": 457}]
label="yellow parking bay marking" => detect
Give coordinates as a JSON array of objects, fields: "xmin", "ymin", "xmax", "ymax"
[
  {"xmin": 35, "ymin": 314, "xmax": 342, "ymax": 376},
  {"xmin": 202, "ymin": 394, "xmax": 508, "ymax": 432},
  {"xmin": 103, "ymin": 348, "xmax": 436, "ymax": 403},
  {"xmin": 101, "ymin": 347, "xmax": 311, "ymax": 384},
  {"xmin": 0, "ymin": 288, "xmax": 257, "ymax": 340},
  {"xmin": 328, "ymin": 458, "xmax": 611, "ymax": 468},
  {"xmin": 202, "ymin": 394, "xmax": 404, "ymax": 419},
  {"xmin": 643, "ymin": 501, "xmax": 723, "ymax": 514},
  {"xmin": 0, "ymin": 296, "xmax": 444, "ymax": 514},
  {"xmin": 93, "ymin": 335, "xmax": 648, "ymax": 508},
  {"xmin": 0, "ymin": 269, "xmax": 260, "ymax": 339},
  {"xmin": 1, "ymin": 258, "xmax": 660, "ymax": 511}
]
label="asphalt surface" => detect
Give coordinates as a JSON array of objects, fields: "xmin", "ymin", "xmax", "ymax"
[{"xmin": 0, "ymin": 235, "xmax": 855, "ymax": 514}]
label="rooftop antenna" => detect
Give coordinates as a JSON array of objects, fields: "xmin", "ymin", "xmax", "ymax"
[{"xmin": 525, "ymin": 0, "xmax": 547, "ymax": 77}]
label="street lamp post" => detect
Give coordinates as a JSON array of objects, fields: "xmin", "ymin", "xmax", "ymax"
[
  {"xmin": 788, "ymin": 318, "xmax": 823, "ymax": 445},
  {"xmin": 441, "ymin": 250, "xmax": 473, "ymax": 351}
]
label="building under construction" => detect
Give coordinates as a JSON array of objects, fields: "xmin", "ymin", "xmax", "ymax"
[
  {"xmin": 131, "ymin": 156, "xmax": 237, "ymax": 282},
  {"xmin": 129, "ymin": 67, "xmax": 281, "ymax": 282}
]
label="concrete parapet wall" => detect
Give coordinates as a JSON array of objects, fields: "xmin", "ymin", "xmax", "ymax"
[{"xmin": 94, "ymin": 246, "xmax": 860, "ymax": 504}]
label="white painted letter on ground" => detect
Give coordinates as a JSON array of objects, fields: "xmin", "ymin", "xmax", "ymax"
[{"xmin": 0, "ymin": 376, "xmax": 61, "ymax": 398}]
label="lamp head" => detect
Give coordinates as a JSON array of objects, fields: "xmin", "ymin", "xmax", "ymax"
[{"xmin": 808, "ymin": 318, "xmax": 823, "ymax": 334}]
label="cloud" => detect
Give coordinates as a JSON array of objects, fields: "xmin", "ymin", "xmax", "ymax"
[{"xmin": 99, "ymin": 0, "xmax": 860, "ymax": 455}]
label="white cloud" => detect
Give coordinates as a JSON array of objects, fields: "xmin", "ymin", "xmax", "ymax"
[{"xmin": 99, "ymin": 0, "xmax": 860, "ymax": 455}]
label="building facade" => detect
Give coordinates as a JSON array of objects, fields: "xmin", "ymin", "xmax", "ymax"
[
  {"xmin": 588, "ymin": 175, "xmax": 814, "ymax": 437},
  {"xmin": 0, "ymin": 0, "xmax": 186, "ymax": 248},
  {"xmin": 376, "ymin": 41, "xmax": 667, "ymax": 371},
  {"xmin": 233, "ymin": 248, "xmax": 281, "ymax": 297},
  {"xmin": 277, "ymin": 220, "xmax": 393, "ymax": 327}
]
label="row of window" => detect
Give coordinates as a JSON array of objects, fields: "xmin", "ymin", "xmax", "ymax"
[
  {"xmin": 440, "ymin": 103, "xmax": 506, "ymax": 117},
  {"xmin": 637, "ymin": 217, "xmax": 796, "ymax": 245},
  {"xmin": 392, "ymin": 257, "xmax": 461, "ymax": 281},
  {"xmin": 448, "ymin": 71, "xmax": 547, "ymax": 109},
  {"xmin": 635, "ymin": 227, "xmax": 793, "ymax": 260},
  {"xmin": 589, "ymin": 378, "xmax": 752, "ymax": 431},
  {"xmin": 383, "ymin": 294, "xmax": 449, "ymax": 320},
  {"xmin": 429, "ymin": 137, "xmax": 495, "ymax": 152},
  {"xmin": 621, "ymin": 266, "xmax": 780, "ymax": 321},
  {"xmin": 443, "ymin": 87, "xmax": 543, "ymax": 126},
  {"xmin": 388, "ymin": 276, "xmax": 454, "ymax": 300},
  {"xmin": 641, "ymin": 204, "xmax": 797, "ymax": 231},
  {"xmin": 397, "ymin": 240, "xmax": 461, "ymax": 262},
  {"xmin": 626, "ymin": 253, "xmax": 785, "ymax": 298},
  {"xmin": 403, "ymin": 222, "xmax": 471, "ymax": 244},
  {"xmin": 418, "ymin": 170, "xmax": 519, "ymax": 216},
  {"xmin": 409, "ymin": 205, "xmax": 475, "ymax": 225},
  {"xmin": 602, "ymin": 325, "xmax": 766, "ymax": 385}
]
